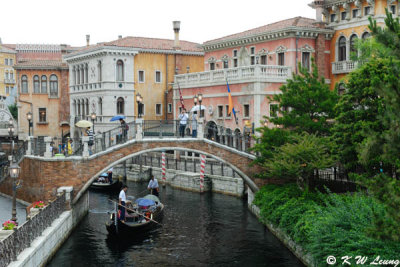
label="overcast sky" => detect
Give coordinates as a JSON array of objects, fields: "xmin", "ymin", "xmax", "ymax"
[{"xmin": 1, "ymin": 0, "xmax": 315, "ymax": 46}]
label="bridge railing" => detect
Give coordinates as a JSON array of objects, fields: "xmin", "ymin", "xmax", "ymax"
[{"xmin": 0, "ymin": 191, "xmax": 66, "ymax": 266}]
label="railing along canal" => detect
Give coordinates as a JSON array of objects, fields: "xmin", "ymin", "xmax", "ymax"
[{"xmin": 0, "ymin": 192, "xmax": 66, "ymax": 266}]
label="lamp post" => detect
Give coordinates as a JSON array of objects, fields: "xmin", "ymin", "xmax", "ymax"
[
  {"xmin": 90, "ymin": 112, "xmax": 96, "ymax": 134},
  {"xmin": 136, "ymin": 93, "xmax": 143, "ymax": 118},
  {"xmin": 197, "ymin": 93, "xmax": 203, "ymax": 118},
  {"xmin": 10, "ymin": 161, "xmax": 20, "ymax": 223},
  {"xmin": 27, "ymin": 112, "xmax": 32, "ymax": 136},
  {"xmin": 8, "ymin": 119, "xmax": 14, "ymax": 156}
]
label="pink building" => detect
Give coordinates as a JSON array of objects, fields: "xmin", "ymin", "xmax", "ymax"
[{"xmin": 174, "ymin": 17, "xmax": 334, "ymax": 138}]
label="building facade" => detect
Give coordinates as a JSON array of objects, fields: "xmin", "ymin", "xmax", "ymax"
[
  {"xmin": 174, "ymin": 17, "xmax": 334, "ymax": 136},
  {"xmin": 15, "ymin": 44, "xmax": 70, "ymax": 140},
  {"xmin": 0, "ymin": 42, "xmax": 16, "ymax": 98},
  {"xmin": 65, "ymin": 22, "xmax": 204, "ymax": 139}
]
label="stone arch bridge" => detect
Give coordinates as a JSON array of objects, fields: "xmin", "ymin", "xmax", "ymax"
[{"xmin": 0, "ymin": 138, "xmax": 265, "ymax": 204}]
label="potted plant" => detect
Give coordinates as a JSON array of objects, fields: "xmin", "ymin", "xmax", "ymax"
[
  {"xmin": 2, "ymin": 220, "xmax": 17, "ymax": 230},
  {"xmin": 30, "ymin": 201, "xmax": 45, "ymax": 213}
]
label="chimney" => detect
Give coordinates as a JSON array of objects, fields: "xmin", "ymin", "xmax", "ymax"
[
  {"xmin": 309, "ymin": 1, "xmax": 325, "ymax": 22},
  {"xmin": 173, "ymin": 21, "xmax": 181, "ymax": 50},
  {"xmin": 86, "ymin": 34, "xmax": 90, "ymax": 47},
  {"xmin": 118, "ymin": 35, "xmax": 122, "ymax": 39}
]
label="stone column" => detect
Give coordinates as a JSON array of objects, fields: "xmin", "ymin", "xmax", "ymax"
[
  {"xmin": 82, "ymin": 136, "xmax": 89, "ymax": 157},
  {"xmin": 44, "ymin": 136, "xmax": 53, "ymax": 158},
  {"xmin": 136, "ymin": 118, "xmax": 143, "ymax": 140},
  {"xmin": 26, "ymin": 136, "xmax": 33, "ymax": 155},
  {"xmin": 57, "ymin": 186, "xmax": 74, "ymax": 210},
  {"xmin": 233, "ymin": 134, "xmax": 237, "ymax": 149},
  {"xmin": 197, "ymin": 118, "xmax": 204, "ymax": 139},
  {"xmin": 242, "ymin": 135, "xmax": 246, "ymax": 151}
]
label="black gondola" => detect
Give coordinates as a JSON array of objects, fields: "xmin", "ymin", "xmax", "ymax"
[
  {"xmin": 90, "ymin": 179, "xmax": 121, "ymax": 191},
  {"xmin": 106, "ymin": 195, "xmax": 164, "ymax": 236}
]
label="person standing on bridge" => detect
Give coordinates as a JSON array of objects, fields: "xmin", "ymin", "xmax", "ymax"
[
  {"xmin": 178, "ymin": 109, "xmax": 188, "ymax": 138},
  {"xmin": 119, "ymin": 184, "xmax": 128, "ymax": 223},
  {"xmin": 147, "ymin": 175, "xmax": 159, "ymax": 197}
]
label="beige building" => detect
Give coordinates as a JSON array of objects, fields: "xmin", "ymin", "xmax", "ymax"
[{"xmin": 0, "ymin": 41, "xmax": 16, "ymax": 97}]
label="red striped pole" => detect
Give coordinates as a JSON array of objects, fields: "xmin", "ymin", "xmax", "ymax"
[
  {"xmin": 162, "ymin": 151, "xmax": 166, "ymax": 187},
  {"xmin": 200, "ymin": 154, "xmax": 206, "ymax": 193}
]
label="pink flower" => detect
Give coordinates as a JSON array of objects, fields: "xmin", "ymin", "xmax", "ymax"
[{"xmin": 2, "ymin": 220, "xmax": 16, "ymax": 230}]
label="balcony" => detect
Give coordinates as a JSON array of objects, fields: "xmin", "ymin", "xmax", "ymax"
[
  {"xmin": 332, "ymin": 61, "xmax": 359, "ymax": 75},
  {"xmin": 4, "ymin": 78, "xmax": 16, "ymax": 84},
  {"xmin": 174, "ymin": 65, "xmax": 292, "ymax": 88}
]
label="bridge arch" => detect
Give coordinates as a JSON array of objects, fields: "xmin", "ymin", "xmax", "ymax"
[{"xmin": 74, "ymin": 146, "xmax": 259, "ymax": 204}]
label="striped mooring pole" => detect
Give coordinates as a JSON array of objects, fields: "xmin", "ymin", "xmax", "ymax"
[
  {"xmin": 162, "ymin": 151, "xmax": 166, "ymax": 187},
  {"xmin": 200, "ymin": 154, "xmax": 206, "ymax": 193}
]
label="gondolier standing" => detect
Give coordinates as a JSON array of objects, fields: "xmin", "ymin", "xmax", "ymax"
[
  {"xmin": 119, "ymin": 184, "xmax": 128, "ymax": 223},
  {"xmin": 147, "ymin": 175, "xmax": 159, "ymax": 197}
]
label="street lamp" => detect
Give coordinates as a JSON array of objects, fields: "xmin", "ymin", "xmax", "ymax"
[
  {"xmin": 91, "ymin": 112, "xmax": 96, "ymax": 133},
  {"xmin": 27, "ymin": 112, "xmax": 33, "ymax": 136},
  {"xmin": 136, "ymin": 93, "xmax": 143, "ymax": 118},
  {"xmin": 9, "ymin": 161, "xmax": 20, "ymax": 223},
  {"xmin": 197, "ymin": 94, "xmax": 203, "ymax": 118}
]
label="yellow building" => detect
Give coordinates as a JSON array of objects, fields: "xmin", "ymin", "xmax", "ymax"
[
  {"xmin": 312, "ymin": 0, "xmax": 395, "ymax": 90},
  {"xmin": 0, "ymin": 42, "xmax": 16, "ymax": 97}
]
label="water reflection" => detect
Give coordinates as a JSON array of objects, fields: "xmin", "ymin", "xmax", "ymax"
[{"xmin": 48, "ymin": 181, "xmax": 304, "ymax": 267}]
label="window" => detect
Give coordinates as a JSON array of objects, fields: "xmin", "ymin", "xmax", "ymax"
[
  {"xmin": 352, "ymin": 9, "xmax": 359, "ymax": 18},
  {"xmin": 278, "ymin": 53, "xmax": 285, "ymax": 65},
  {"xmin": 5, "ymin": 59, "xmax": 8, "ymax": 65},
  {"xmin": 250, "ymin": 47, "xmax": 255, "ymax": 54},
  {"xmin": 138, "ymin": 70, "xmax": 145, "ymax": 83},
  {"xmin": 233, "ymin": 59, "xmax": 238, "ymax": 68},
  {"xmin": 5, "ymin": 72, "xmax": 8, "ymax": 79},
  {"xmin": 9, "ymin": 59, "xmax": 13, "ymax": 66},
  {"xmin": 41, "ymin": 75, "xmax": 47, "ymax": 93},
  {"xmin": 350, "ymin": 34, "xmax": 358, "ymax": 55},
  {"xmin": 341, "ymin": 12, "xmax": 347, "ymax": 20},
  {"xmin": 250, "ymin": 47, "xmax": 255, "ymax": 65},
  {"xmin": 98, "ymin": 61, "xmax": 102, "ymax": 82},
  {"xmin": 10, "ymin": 72, "xmax": 13, "ymax": 80},
  {"xmin": 233, "ymin": 50, "xmax": 237, "ymax": 57},
  {"xmin": 98, "ymin": 97, "xmax": 103, "ymax": 115},
  {"xmin": 338, "ymin": 36, "xmax": 347, "ymax": 61},
  {"xmin": 39, "ymin": 108, "xmax": 46, "ymax": 122},
  {"xmin": 50, "ymin": 75, "xmax": 58, "ymax": 96},
  {"xmin": 85, "ymin": 64, "xmax": 88, "ymax": 84},
  {"xmin": 6, "ymin": 87, "xmax": 9, "ymax": 94},
  {"xmin": 21, "ymin": 75, "xmax": 28, "ymax": 93},
  {"xmin": 117, "ymin": 97, "xmax": 124, "ymax": 114},
  {"xmin": 243, "ymin": 104, "xmax": 250, "ymax": 118},
  {"xmin": 225, "ymin": 105, "xmax": 231, "ymax": 117},
  {"xmin": 168, "ymin": 103, "xmax": 172, "ymax": 113},
  {"xmin": 139, "ymin": 103, "xmax": 145, "ymax": 116},
  {"xmin": 390, "ymin": 5, "xmax": 396, "ymax": 14},
  {"xmin": 116, "ymin": 60, "xmax": 124, "ymax": 81},
  {"xmin": 331, "ymin": 14, "xmax": 336, "ymax": 22},
  {"xmin": 362, "ymin": 32, "xmax": 371, "ymax": 39},
  {"xmin": 223, "ymin": 60, "xmax": 228, "ymax": 69},
  {"xmin": 218, "ymin": 105, "xmax": 223, "ymax": 118},
  {"xmin": 210, "ymin": 62, "xmax": 215, "ymax": 70},
  {"xmin": 269, "ymin": 104, "xmax": 279, "ymax": 118},
  {"xmin": 260, "ymin": 55, "xmax": 267, "ymax": 65},
  {"xmin": 33, "ymin": 75, "xmax": 40, "ymax": 93},
  {"xmin": 302, "ymin": 52, "xmax": 310, "ymax": 71},
  {"xmin": 156, "ymin": 104, "xmax": 162, "ymax": 116},
  {"xmin": 155, "ymin": 71, "xmax": 161, "ymax": 83},
  {"xmin": 365, "ymin": 6, "xmax": 371, "ymax": 16}
]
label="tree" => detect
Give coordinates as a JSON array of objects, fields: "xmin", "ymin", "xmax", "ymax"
[
  {"xmin": 8, "ymin": 103, "xmax": 18, "ymax": 120},
  {"xmin": 269, "ymin": 61, "xmax": 338, "ymax": 136}
]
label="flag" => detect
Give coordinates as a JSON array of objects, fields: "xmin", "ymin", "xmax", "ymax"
[
  {"xmin": 177, "ymin": 82, "xmax": 185, "ymax": 110},
  {"xmin": 226, "ymin": 79, "xmax": 238, "ymax": 124}
]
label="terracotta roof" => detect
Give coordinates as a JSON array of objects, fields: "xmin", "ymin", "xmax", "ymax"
[
  {"xmin": 204, "ymin": 17, "xmax": 319, "ymax": 44},
  {"xmin": 0, "ymin": 46, "xmax": 16, "ymax": 54},
  {"xmin": 14, "ymin": 59, "xmax": 68, "ymax": 69},
  {"xmin": 105, "ymin": 37, "xmax": 203, "ymax": 52}
]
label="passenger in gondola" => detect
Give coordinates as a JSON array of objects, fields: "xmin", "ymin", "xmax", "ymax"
[
  {"xmin": 119, "ymin": 184, "xmax": 128, "ymax": 223},
  {"xmin": 107, "ymin": 167, "xmax": 113, "ymax": 184},
  {"xmin": 147, "ymin": 175, "xmax": 159, "ymax": 197}
]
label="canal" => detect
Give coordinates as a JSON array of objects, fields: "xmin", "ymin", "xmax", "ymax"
[{"xmin": 48, "ymin": 180, "xmax": 304, "ymax": 267}]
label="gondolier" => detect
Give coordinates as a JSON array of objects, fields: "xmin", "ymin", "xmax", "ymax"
[
  {"xmin": 119, "ymin": 185, "xmax": 128, "ymax": 223},
  {"xmin": 147, "ymin": 175, "xmax": 159, "ymax": 197}
]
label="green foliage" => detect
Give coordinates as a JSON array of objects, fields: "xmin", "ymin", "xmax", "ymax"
[
  {"xmin": 261, "ymin": 133, "xmax": 335, "ymax": 182},
  {"xmin": 8, "ymin": 103, "xmax": 18, "ymax": 120},
  {"xmin": 269, "ymin": 60, "xmax": 338, "ymax": 136},
  {"xmin": 254, "ymin": 184, "xmax": 400, "ymax": 265}
]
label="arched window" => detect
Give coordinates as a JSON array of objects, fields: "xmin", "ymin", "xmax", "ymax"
[
  {"xmin": 362, "ymin": 32, "xmax": 371, "ymax": 39},
  {"xmin": 338, "ymin": 36, "xmax": 347, "ymax": 61},
  {"xmin": 74, "ymin": 100, "xmax": 77, "ymax": 116},
  {"xmin": 50, "ymin": 75, "xmax": 58, "ymax": 96},
  {"xmin": 117, "ymin": 97, "xmax": 124, "ymax": 114},
  {"xmin": 33, "ymin": 75, "xmax": 40, "ymax": 93},
  {"xmin": 77, "ymin": 67, "xmax": 80, "ymax": 84},
  {"xmin": 98, "ymin": 61, "xmax": 102, "ymax": 82},
  {"xmin": 85, "ymin": 99, "xmax": 89, "ymax": 116},
  {"xmin": 41, "ymin": 75, "xmax": 47, "ymax": 93},
  {"xmin": 116, "ymin": 60, "xmax": 124, "ymax": 81},
  {"xmin": 21, "ymin": 75, "xmax": 28, "ymax": 93},
  {"xmin": 85, "ymin": 63, "xmax": 88, "ymax": 84},
  {"xmin": 81, "ymin": 65, "xmax": 84, "ymax": 84},
  {"xmin": 350, "ymin": 34, "xmax": 358, "ymax": 56},
  {"xmin": 77, "ymin": 100, "xmax": 81, "ymax": 115},
  {"xmin": 98, "ymin": 97, "xmax": 103, "ymax": 115}
]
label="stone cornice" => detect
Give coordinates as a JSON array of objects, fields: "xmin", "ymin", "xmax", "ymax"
[
  {"xmin": 13, "ymin": 65, "xmax": 68, "ymax": 70},
  {"xmin": 202, "ymin": 27, "xmax": 334, "ymax": 52},
  {"xmin": 323, "ymin": 0, "xmax": 356, "ymax": 8}
]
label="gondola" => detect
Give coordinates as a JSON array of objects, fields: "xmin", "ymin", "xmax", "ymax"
[
  {"xmin": 106, "ymin": 195, "xmax": 164, "ymax": 236},
  {"xmin": 90, "ymin": 172, "xmax": 121, "ymax": 191}
]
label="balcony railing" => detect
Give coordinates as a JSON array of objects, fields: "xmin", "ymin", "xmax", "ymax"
[
  {"xmin": 332, "ymin": 61, "xmax": 359, "ymax": 74},
  {"xmin": 4, "ymin": 78, "xmax": 16, "ymax": 84},
  {"xmin": 174, "ymin": 65, "xmax": 292, "ymax": 88}
]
